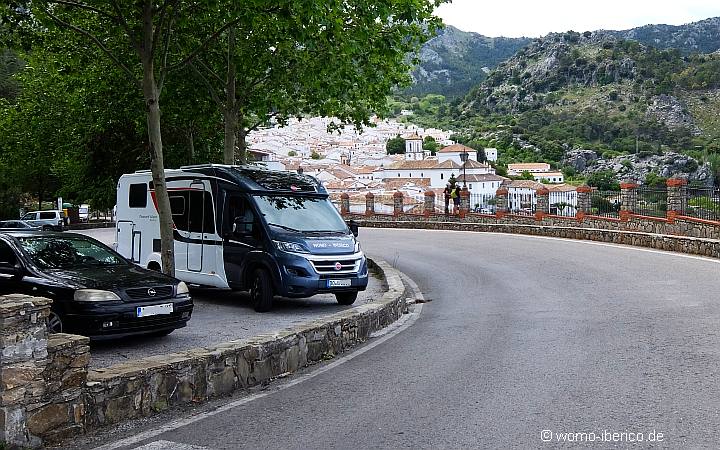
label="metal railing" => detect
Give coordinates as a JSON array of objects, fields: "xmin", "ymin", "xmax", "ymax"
[
  {"xmin": 469, "ymin": 194, "xmax": 496, "ymax": 214},
  {"xmin": 590, "ymin": 190, "xmax": 622, "ymax": 218},
  {"xmin": 686, "ymin": 186, "xmax": 720, "ymax": 221},
  {"xmin": 635, "ymin": 186, "xmax": 667, "ymax": 218}
]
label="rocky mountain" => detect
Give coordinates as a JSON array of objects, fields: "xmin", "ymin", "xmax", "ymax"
[
  {"xmin": 603, "ymin": 17, "xmax": 720, "ymax": 55},
  {"xmin": 409, "ymin": 17, "xmax": 720, "ymax": 99},
  {"xmin": 406, "ymin": 26, "xmax": 531, "ymax": 98}
]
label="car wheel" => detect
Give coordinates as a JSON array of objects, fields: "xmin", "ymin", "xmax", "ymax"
[
  {"xmin": 46, "ymin": 311, "xmax": 64, "ymax": 334},
  {"xmin": 335, "ymin": 291, "xmax": 358, "ymax": 305},
  {"xmin": 250, "ymin": 268, "xmax": 273, "ymax": 312}
]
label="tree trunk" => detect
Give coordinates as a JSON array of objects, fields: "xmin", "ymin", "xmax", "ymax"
[
  {"xmin": 141, "ymin": 3, "xmax": 175, "ymax": 276},
  {"xmin": 237, "ymin": 124, "xmax": 247, "ymax": 164},
  {"xmin": 223, "ymin": 107, "xmax": 237, "ymax": 164},
  {"xmin": 188, "ymin": 127, "xmax": 195, "ymax": 164},
  {"xmin": 223, "ymin": 26, "xmax": 237, "ymax": 164}
]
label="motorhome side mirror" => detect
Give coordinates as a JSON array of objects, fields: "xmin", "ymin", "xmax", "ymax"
[
  {"xmin": 347, "ymin": 220, "xmax": 359, "ymax": 237},
  {"xmin": 233, "ymin": 217, "xmax": 254, "ymax": 236}
]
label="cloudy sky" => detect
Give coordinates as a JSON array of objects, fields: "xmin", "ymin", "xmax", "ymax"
[{"xmin": 434, "ymin": 0, "xmax": 720, "ymax": 37}]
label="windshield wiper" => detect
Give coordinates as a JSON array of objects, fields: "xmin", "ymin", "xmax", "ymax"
[{"xmin": 267, "ymin": 223, "xmax": 303, "ymax": 233}]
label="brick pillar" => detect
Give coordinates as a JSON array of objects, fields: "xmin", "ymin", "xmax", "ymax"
[
  {"xmin": 459, "ymin": 188, "xmax": 470, "ymax": 218},
  {"xmin": 666, "ymin": 178, "xmax": 688, "ymax": 222},
  {"xmin": 535, "ymin": 187, "xmax": 550, "ymax": 220},
  {"xmin": 423, "ymin": 190, "xmax": 435, "ymax": 217},
  {"xmin": 340, "ymin": 193, "xmax": 350, "ymax": 215},
  {"xmin": 364, "ymin": 192, "xmax": 375, "ymax": 216},
  {"xmin": 576, "ymin": 185, "xmax": 592, "ymax": 221},
  {"xmin": 620, "ymin": 181, "xmax": 638, "ymax": 221},
  {"xmin": 393, "ymin": 191, "xmax": 403, "ymax": 216},
  {"xmin": 0, "ymin": 295, "xmax": 52, "ymax": 448},
  {"xmin": 495, "ymin": 187, "xmax": 508, "ymax": 218}
]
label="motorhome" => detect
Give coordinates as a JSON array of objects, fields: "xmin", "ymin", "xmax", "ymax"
[{"xmin": 115, "ymin": 165, "xmax": 368, "ymax": 311}]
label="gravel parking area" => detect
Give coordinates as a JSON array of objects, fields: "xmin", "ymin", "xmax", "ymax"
[{"xmin": 72, "ymin": 228, "xmax": 387, "ymax": 369}]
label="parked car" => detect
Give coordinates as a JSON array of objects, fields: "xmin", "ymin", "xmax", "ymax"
[
  {"xmin": 0, "ymin": 220, "xmax": 42, "ymax": 231},
  {"xmin": 20, "ymin": 210, "xmax": 66, "ymax": 231},
  {"xmin": 78, "ymin": 204, "xmax": 90, "ymax": 222},
  {"xmin": 0, "ymin": 232, "xmax": 193, "ymax": 339}
]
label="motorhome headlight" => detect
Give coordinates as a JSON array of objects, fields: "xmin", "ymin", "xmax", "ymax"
[
  {"xmin": 354, "ymin": 241, "xmax": 361, "ymax": 253},
  {"xmin": 274, "ymin": 240, "xmax": 308, "ymax": 253},
  {"xmin": 176, "ymin": 282, "xmax": 190, "ymax": 296},
  {"xmin": 74, "ymin": 289, "xmax": 121, "ymax": 302}
]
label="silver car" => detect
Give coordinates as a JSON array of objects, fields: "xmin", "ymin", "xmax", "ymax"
[
  {"xmin": 19, "ymin": 211, "xmax": 66, "ymax": 231},
  {"xmin": 0, "ymin": 220, "xmax": 42, "ymax": 231}
]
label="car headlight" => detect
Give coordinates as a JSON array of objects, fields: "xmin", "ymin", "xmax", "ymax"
[
  {"xmin": 176, "ymin": 281, "xmax": 190, "ymax": 296},
  {"xmin": 354, "ymin": 241, "xmax": 361, "ymax": 253},
  {"xmin": 74, "ymin": 289, "xmax": 121, "ymax": 302},
  {"xmin": 274, "ymin": 240, "xmax": 308, "ymax": 253}
]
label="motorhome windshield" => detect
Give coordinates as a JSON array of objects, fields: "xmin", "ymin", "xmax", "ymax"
[{"xmin": 253, "ymin": 195, "xmax": 348, "ymax": 233}]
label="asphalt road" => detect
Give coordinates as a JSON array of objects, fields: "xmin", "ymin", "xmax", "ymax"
[
  {"xmin": 73, "ymin": 228, "xmax": 385, "ymax": 368},
  {"xmin": 75, "ymin": 228, "xmax": 720, "ymax": 449}
]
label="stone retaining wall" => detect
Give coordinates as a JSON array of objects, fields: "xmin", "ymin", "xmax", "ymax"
[
  {"xmin": 351, "ymin": 215, "xmax": 720, "ymax": 258},
  {"xmin": 0, "ymin": 259, "xmax": 408, "ymax": 448}
]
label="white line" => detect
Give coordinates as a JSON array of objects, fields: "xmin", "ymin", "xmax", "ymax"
[
  {"xmin": 371, "ymin": 228, "xmax": 720, "ymax": 264},
  {"xmin": 93, "ymin": 301, "xmax": 424, "ymax": 450}
]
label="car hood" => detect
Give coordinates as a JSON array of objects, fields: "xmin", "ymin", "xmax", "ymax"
[{"xmin": 43, "ymin": 264, "xmax": 175, "ymax": 290}]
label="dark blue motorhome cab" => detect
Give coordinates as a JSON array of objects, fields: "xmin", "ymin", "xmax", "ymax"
[{"xmin": 116, "ymin": 165, "xmax": 368, "ymax": 312}]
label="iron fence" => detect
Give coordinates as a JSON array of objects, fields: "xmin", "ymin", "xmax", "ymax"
[
  {"xmin": 686, "ymin": 186, "xmax": 720, "ymax": 221},
  {"xmin": 635, "ymin": 186, "xmax": 667, "ymax": 218},
  {"xmin": 590, "ymin": 190, "xmax": 622, "ymax": 218},
  {"xmin": 469, "ymin": 194, "xmax": 496, "ymax": 214}
]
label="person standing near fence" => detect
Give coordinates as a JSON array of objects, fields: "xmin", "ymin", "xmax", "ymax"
[
  {"xmin": 451, "ymin": 184, "xmax": 461, "ymax": 215},
  {"xmin": 444, "ymin": 183, "xmax": 452, "ymax": 215}
]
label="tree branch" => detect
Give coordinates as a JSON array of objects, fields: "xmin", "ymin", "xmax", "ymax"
[
  {"xmin": 157, "ymin": 3, "xmax": 178, "ymax": 96},
  {"xmin": 247, "ymin": 115, "xmax": 271, "ymax": 133},
  {"xmin": 45, "ymin": 0, "xmax": 118, "ymax": 22},
  {"xmin": 188, "ymin": 58, "xmax": 223, "ymax": 108},
  {"xmin": 194, "ymin": 56, "xmax": 225, "ymax": 87},
  {"xmin": 39, "ymin": 3, "xmax": 139, "ymax": 88},
  {"xmin": 167, "ymin": 16, "xmax": 246, "ymax": 71},
  {"xmin": 108, "ymin": 0, "xmax": 139, "ymax": 52}
]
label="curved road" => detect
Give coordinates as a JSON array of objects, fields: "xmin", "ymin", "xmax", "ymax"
[{"xmin": 84, "ymin": 228, "xmax": 720, "ymax": 449}]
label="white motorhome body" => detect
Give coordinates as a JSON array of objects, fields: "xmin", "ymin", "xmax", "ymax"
[
  {"xmin": 116, "ymin": 169, "xmax": 228, "ymax": 288},
  {"xmin": 115, "ymin": 165, "xmax": 367, "ymax": 307}
]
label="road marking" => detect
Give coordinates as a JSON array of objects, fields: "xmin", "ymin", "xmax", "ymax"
[
  {"xmin": 130, "ymin": 441, "xmax": 209, "ymax": 450},
  {"xmin": 93, "ymin": 296, "xmax": 424, "ymax": 450}
]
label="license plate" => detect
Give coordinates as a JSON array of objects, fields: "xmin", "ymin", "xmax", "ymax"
[
  {"xmin": 327, "ymin": 279, "xmax": 352, "ymax": 288},
  {"xmin": 136, "ymin": 303, "xmax": 174, "ymax": 317}
]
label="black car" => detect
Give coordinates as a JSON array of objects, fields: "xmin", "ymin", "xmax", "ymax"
[{"xmin": 0, "ymin": 232, "xmax": 193, "ymax": 340}]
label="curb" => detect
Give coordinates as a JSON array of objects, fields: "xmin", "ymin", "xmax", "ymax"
[{"xmin": 79, "ymin": 258, "xmax": 412, "ymax": 433}]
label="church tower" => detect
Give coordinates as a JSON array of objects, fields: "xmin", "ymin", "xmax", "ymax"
[{"xmin": 404, "ymin": 132, "xmax": 424, "ymax": 161}]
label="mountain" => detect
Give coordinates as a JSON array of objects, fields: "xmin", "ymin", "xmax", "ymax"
[
  {"xmin": 406, "ymin": 26, "xmax": 531, "ymax": 98},
  {"xmin": 604, "ymin": 17, "xmax": 720, "ymax": 54},
  {"xmin": 445, "ymin": 29, "xmax": 720, "ymax": 184},
  {"xmin": 408, "ymin": 17, "xmax": 720, "ymax": 99}
]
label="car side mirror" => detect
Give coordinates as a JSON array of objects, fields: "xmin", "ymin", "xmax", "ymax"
[
  {"xmin": 347, "ymin": 220, "xmax": 359, "ymax": 237},
  {"xmin": 0, "ymin": 261, "xmax": 22, "ymax": 277},
  {"xmin": 233, "ymin": 217, "xmax": 254, "ymax": 236}
]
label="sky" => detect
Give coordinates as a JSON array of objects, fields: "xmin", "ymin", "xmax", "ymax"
[{"xmin": 434, "ymin": 0, "xmax": 720, "ymax": 38}]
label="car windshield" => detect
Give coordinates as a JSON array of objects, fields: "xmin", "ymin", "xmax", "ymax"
[
  {"xmin": 18, "ymin": 237, "xmax": 127, "ymax": 270},
  {"xmin": 253, "ymin": 195, "xmax": 348, "ymax": 233}
]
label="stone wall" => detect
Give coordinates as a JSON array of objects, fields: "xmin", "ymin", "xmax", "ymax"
[
  {"xmin": 0, "ymin": 259, "xmax": 408, "ymax": 447},
  {"xmin": 348, "ymin": 214, "xmax": 720, "ymax": 258}
]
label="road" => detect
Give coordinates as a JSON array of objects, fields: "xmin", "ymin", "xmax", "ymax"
[{"xmin": 75, "ymin": 228, "xmax": 720, "ymax": 449}]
